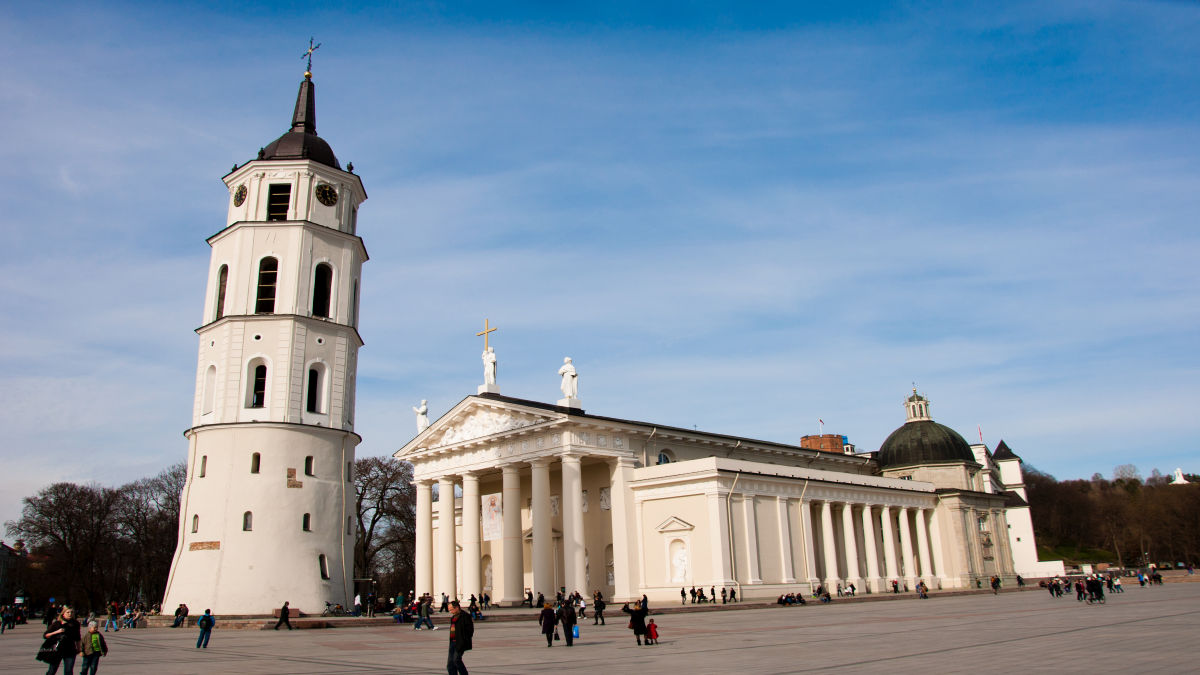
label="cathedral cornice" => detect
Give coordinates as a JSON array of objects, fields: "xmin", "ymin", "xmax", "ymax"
[{"xmin": 184, "ymin": 419, "xmax": 362, "ymax": 443}]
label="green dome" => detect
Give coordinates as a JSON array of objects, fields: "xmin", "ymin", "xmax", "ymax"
[{"xmin": 878, "ymin": 420, "xmax": 976, "ymax": 468}]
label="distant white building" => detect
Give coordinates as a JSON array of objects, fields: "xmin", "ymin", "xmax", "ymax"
[{"xmin": 162, "ymin": 69, "xmax": 367, "ymax": 615}]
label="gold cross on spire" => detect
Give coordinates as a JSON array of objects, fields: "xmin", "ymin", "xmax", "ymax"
[{"xmin": 476, "ymin": 318, "xmax": 498, "ymax": 351}]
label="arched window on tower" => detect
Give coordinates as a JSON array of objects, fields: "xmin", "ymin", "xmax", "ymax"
[
  {"xmin": 202, "ymin": 365, "xmax": 217, "ymax": 415},
  {"xmin": 242, "ymin": 511, "xmax": 253, "ymax": 531},
  {"xmin": 247, "ymin": 361, "xmax": 268, "ymax": 408},
  {"xmin": 304, "ymin": 456, "xmax": 314, "ymax": 476},
  {"xmin": 214, "ymin": 265, "xmax": 228, "ymax": 320},
  {"xmin": 302, "ymin": 513, "xmax": 311, "ymax": 531},
  {"xmin": 255, "ymin": 257, "xmax": 278, "ymax": 314},
  {"xmin": 198, "ymin": 455, "xmax": 207, "ymax": 478},
  {"xmin": 250, "ymin": 452, "xmax": 261, "ymax": 474},
  {"xmin": 319, "ymin": 554, "xmax": 330, "ymax": 580},
  {"xmin": 192, "ymin": 515, "xmax": 199, "ymax": 533},
  {"xmin": 312, "ymin": 263, "xmax": 333, "ymax": 319},
  {"xmin": 306, "ymin": 365, "xmax": 325, "ymax": 414}
]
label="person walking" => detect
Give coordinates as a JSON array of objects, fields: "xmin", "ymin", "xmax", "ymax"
[
  {"xmin": 195, "ymin": 609, "xmax": 215, "ymax": 648},
  {"xmin": 557, "ymin": 600, "xmax": 577, "ymax": 647},
  {"xmin": 646, "ymin": 619, "xmax": 659, "ymax": 645},
  {"xmin": 79, "ymin": 621, "xmax": 108, "ymax": 675},
  {"xmin": 682, "ymin": 587, "xmax": 688, "ymax": 605},
  {"xmin": 41, "ymin": 606, "xmax": 81, "ymax": 675},
  {"xmin": 446, "ymin": 600, "xmax": 473, "ymax": 675},
  {"xmin": 621, "ymin": 600, "xmax": 649, "ymax": 646},
  {"xmin": 274, "ymin": 601, "xmax": 293, "ymax": 630},
  {"xmin": 721, "ymin": 587, "xmax": 727, "ymax": 604},
  {"xmin": 103, "ymin": 603, "xmax": 119, "ymax": 633},
  {"xmin": 538, "ymin": 603, "xmax": 557, "ymax": 647},
  {"xmin": 593, "ymin": 594, "xmax": 606, "ymax": 625},
  {"xmin": 415, "ymin": 596, "xmax": 437, "ymax": 630}
]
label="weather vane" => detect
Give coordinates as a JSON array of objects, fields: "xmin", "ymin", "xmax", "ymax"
[{"xmin": 302, "ymin": 37, "xmax": 321, "ymax": 77}]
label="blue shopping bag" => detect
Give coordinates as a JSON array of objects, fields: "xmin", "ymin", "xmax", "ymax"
[{"xmin": 572, "ymin": 625, "xmax": 580, "ymax": 639}]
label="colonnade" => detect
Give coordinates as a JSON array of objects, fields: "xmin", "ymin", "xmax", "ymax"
[
  {"xmin": 801, "ymin": 500, "xmax": 946, "ymax": 592},
  {"xmin": 414, "ymin": 453, "xmax": 637, "ymax": 604}
]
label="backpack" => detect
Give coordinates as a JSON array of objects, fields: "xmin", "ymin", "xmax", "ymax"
[{"xmin": 199, "ymin": 615, "xmax": 213, "ymax": 629}]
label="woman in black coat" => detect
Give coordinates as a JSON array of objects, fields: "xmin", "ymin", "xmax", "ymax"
[
  {"xmin": 41, "ymin": 606, "xmax": 81, "ymax": 675},
  {"xmin": 621, "ymin": 600, "xmax": 650, "ymax": 646},
  {"xmin": 538, "ymin": 603, "xmax": 557, "ymax": 647}
]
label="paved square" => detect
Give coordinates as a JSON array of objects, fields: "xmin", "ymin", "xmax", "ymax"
[{"xmin": 2, "ymin": 585, "xmax": 1196, "ymax": 674}]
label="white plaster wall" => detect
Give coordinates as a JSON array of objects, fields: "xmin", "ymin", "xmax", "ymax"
[{"xmin": 163, "ymin": 424, "xmax": 357, "ymax": 615}]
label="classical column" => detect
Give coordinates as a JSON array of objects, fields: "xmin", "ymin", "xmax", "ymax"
[
  {"xmin": 799, "ymin": 500, "xmax": 819, "ymax": 586},
  {"xmin": 415, "ymin": 479, "xmax": 433, "ymax": 596},
  {"xmin": 820, "ymin": 500, "xmax": 839, "ymax": 589},
  {"xmin": 841, "ymin": 503, "xmax": 861, "ymax": 590},
  {"xmin": 879, "ymin": 505, "xmax": 899, "ymax": 585},
  {"xmin": 437, "ymin": 476, "xmax": 458, "ymax": 599},
  {"xmin": 706, "ymin": 490, "xmax": 733, "ymax": 588},
  {"xmin": 610, "ymin": 458, "xmax": 640, "ymax": 600},
  {"xmin": 898, "ymin": 506, "xmax": 916, "ymax": 588},
  {"xmin": 742, "ymin": 495, "xmax": 762, "ymax": 584},
  {"xmin": 500, "ymin": 464, "xmax": 524, "ymax": 605},
  {"xmin": 776, "ymin": 497, "xmax": 796, "ymax": 584},
  {"xmin": 461, "ymin": 472, "xmax": 481, "ymax": 600},
  {"xmin": 530, "ymin": 458, "xmax": 553, "ymax": 598},
  {"xmin": 860, "ymin": 504, "xmax": 881, "ymax": 593},
  {"xmin": 928, "ymin": 508, "xmax": 947, "ymax": 586},
  {"xmin": 914, "ymin": 504, "xmax": 932, "ymax": 582},
  {"xmin": 560, "ymin": 453, "xmax": 586, "ymax": 594}
]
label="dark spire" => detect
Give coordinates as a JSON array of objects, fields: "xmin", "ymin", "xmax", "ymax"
[
  {"xmin": 257, "ymin": 74, "xmax": 340, "ymax": 169},
  {"xmin": 992, "ymin": 440, "xmax": 1021, "ymax": 461},
  {"xmin": 291, "ymin": 75, "xmax": 317, "ymax": 135}
]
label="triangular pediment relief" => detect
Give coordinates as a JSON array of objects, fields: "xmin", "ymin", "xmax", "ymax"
[
  {"xmin": 656, "ymin": 516, "xmax": 694, "ymax": 533},
  {"xmin": 429, "ymin": 406, "xmax": 553, "ymax": 447}
]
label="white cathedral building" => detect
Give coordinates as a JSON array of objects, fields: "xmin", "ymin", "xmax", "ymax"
[
  {"xmin": 398, "ymin": 378, "xmax": 1063, "ymax": 606},
  {"xmin": 162, "ymin": 68, "xmax": 365, "ymax": 614}
]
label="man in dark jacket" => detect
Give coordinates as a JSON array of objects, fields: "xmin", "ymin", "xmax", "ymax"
[
  {"xmin": 556, "ymin": 601, "xmax": 577, "ymax": 646},
  {"xmin": 274, "ymin": 601, "xmax": 293, "ymax": 630},
  {"xmin": 446, "ymin": 600, "xmax": 473, "ymax": 675}
]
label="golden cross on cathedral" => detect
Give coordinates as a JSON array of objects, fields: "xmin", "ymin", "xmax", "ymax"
[{"xmin": 476, "ymin": 319, "xmax": 498, "ymax": 351}]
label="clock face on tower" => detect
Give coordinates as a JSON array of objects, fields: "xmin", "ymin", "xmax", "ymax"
[
  {"xmin": 315, "ymin": 183, "xmax": 338, "ymax": 207},
  {"xmin": 233, "ymin": 184, "xmax": 247, "ymax": 207}
]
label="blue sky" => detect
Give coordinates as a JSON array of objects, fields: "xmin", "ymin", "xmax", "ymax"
[{"xmin": 1, "ymin": 1, "xmax": 1198, "ymax": 527}]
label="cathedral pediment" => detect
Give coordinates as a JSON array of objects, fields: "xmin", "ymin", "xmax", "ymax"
[
  {"xmin": 656, "ymin": 516, "xmax": 695, "ymax": 533},
  {"xmin": 398, "ymin": 397, "xmax": 560, "ymax": 459}
]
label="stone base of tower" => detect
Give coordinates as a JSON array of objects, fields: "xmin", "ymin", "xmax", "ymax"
[{"xmin": 162, "ymin": 423, "xmax": 358, "ymax": 616}]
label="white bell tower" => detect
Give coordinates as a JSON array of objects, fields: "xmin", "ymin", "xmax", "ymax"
[{"xmin": 162, "ymin": 65, "xmax": 368, "ymax": 615}]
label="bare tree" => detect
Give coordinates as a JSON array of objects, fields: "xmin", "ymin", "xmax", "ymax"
[
  {"xmin": 114, "ymin": 462, "xmax": 185, "ymax": 604},
  {"xmin": 5, "ymin": 483, "xmax": 122, "ymax": 611},
  {"xmin": 353, "ymin": 457, "xmax": 416, "ymax": 596}
]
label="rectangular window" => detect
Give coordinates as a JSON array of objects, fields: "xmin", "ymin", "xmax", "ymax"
[
  {"xmin": 251, "ymin": 365, "xmax": 268, "ymax": 408},
  {"xmin": 255, "ymin": 258, "xmax": 278, "ymax": 314},
  {"xmin": 304, "ymin": 455, "xmax": 314, "ymax": 476},
  {"xmin": 199, "ymin": 455, "xmax": 207, "ymax": 478},
  {"xmin": 266, "ymin": 184, "xmax": 291, "ymax": 221}
]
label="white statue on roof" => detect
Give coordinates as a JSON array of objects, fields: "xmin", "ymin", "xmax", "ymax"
[
  {"xmin": 558, "ymin": 357, "xmax": 578, "ymax": 399},
  {"xmin": 413, "ymin": 400, "xmax": 429, "ymax": 433},
  {"xmin": 482, "ymin": 346, "xmax": 497, "ymax": 385}
]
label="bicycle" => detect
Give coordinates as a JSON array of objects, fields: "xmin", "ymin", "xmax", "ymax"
[{"xmin": 321, "ymin": 602, "xmax": 347, "ymax": 616}]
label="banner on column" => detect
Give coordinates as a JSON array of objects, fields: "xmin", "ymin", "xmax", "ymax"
[{"xmin": 482, "ymin": 493, "xmax": 503, "ymax": 541}]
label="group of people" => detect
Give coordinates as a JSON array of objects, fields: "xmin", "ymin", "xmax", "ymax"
[
  {"xmin": 1041, "ymin": 574, "xmax": 1123, "ymax": 602},
  {"xmin": 1, "ymin": 603, "xmax": 27, "ymax": 632},
  {"xmin": 680, "ymin": 585, "xmax": 738, "ymax": 604}
]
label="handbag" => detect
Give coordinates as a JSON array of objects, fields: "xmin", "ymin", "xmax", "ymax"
[
  {"xmin": 36, "ymin": 636, "xmax": 61, "ymax": 664},
  {"xmin": 554, "ymin": 629, "xmax": 560, "ymax": 641},
  {"xmin": 572, "ymin": 625, "xmax": 580, "ymax": 639}
]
